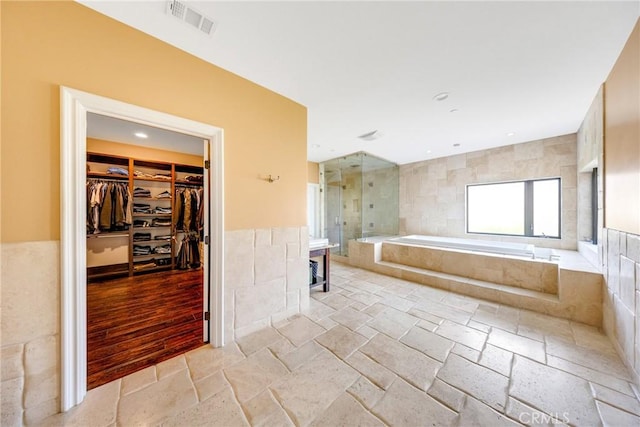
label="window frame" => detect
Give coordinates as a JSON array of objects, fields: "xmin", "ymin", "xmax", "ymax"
[{"xmin": 465, "ymin": 177, "xmax": 561, "ymax": 239}]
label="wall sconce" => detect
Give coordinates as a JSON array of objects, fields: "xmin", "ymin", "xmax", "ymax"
[{"xmin": 267, "ymin": 174, "xmax": 280, "ymax": 183}]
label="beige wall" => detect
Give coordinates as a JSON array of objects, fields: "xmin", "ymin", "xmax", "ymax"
[
  {"xmin": 0, "ymin": 3, "xmax": 309, "ymax": 424},
  {"xmin": 399, "ymin": 134, "xmax": 578, "ymax": 250},
  {"xmin": 1, "ymin": 1, "xmax": 307, "ymax": 243},
  {"xmin": 604, "ymin": 20, "xmax": 640, "ymax": 235},
  {"xmin": 308, "ymin": 162, "xmax": 319, "ymax": 184}
]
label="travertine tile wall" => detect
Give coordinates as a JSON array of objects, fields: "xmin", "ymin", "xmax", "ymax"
[
  {"xmin": 602, "ymin": 228, "xmax": 640, "ymax": 385},
  {"xmin": 362, "ymin": 167, "xmax": 399, "ymax": 238},
  {"xmin": 340, "ymin": 171, "xmax": 363, "ymax": 242},
  {"xmin": 224, "ymin": 227, "xmax": 310, "ymax": 342},
  {"xmin": 399, "ymin": 134, "xmax": 578, "ymax": 250},
  {"xmin": 1, "ymin": 241, "xmax": 60, "ymax": 426},
  {"xmin": 576, "ymin": 87, "xmax": 604, "ymax": 249},
  {"xmin": 1, "ymin": 227, "xmax": 309, "ymax": 425}
]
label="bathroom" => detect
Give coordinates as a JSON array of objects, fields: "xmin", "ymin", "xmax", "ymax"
[
  {"xmin": 319, "ymin": 132, "xmax": 586, "ymax": 258},
  {"xmin": 316, "ymin": 131, "xmax": 605, "ymax": 325}
]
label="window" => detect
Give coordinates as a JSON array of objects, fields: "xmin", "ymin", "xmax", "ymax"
[{"xmin": 466, "ymin": 178, "xmax": 561, "ymax": 238}]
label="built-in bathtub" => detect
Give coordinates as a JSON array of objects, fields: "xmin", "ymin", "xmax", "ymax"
[
  {"xmin": 387, "ymin": 235, "xmax": 557, "ymax": 260},
  {"xmin": 346, "ymin": 235, "xmax": 602, "ymax": 326}
]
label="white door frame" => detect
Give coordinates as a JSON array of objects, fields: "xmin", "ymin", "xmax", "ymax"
[{"xmin": 60, "ymin": 86, "xmax": 225, "ymax": 411}]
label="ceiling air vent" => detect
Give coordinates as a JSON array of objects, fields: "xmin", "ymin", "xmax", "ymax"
[{"xmin": 166, "ymin": 1, "xmax": 217, "ymax": 36}]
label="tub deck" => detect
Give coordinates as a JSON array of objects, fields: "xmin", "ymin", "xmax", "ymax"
[{"xmin": 346, "ymin": 238, "xmax": 603, "ymax": 326}]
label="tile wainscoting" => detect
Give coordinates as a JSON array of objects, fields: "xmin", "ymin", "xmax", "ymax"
[
  {"xmin": 1, "ymin": 241, "xmax": 60, "ymax": 426},
  {"xmin": 0, "ymin": 226, "xmax": 309, "ymax": 425},
  {"xmin": 602, "ymin": 228, "xmax": 640, "ymax": 386},
  {"xmin": 224, "ymin": 227, "xmax": 310, "ymax": 342}
]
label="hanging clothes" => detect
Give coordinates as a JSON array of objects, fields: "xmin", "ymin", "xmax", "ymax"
[
  {"xmin": 86, "ymin": 180, "xmax": 132, "ymax": 233},
  {"xmin": 176, "ymin": 234, "xmax": 201, "ymax": 269},
  {"xmin": 174, "ymin": 186, "xmax": 203, "ymax": 232}
]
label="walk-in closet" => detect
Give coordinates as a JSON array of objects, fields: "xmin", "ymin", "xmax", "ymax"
[{"xmin": 86, "ymin": 113, "xmax": 209, "ymax": 389}]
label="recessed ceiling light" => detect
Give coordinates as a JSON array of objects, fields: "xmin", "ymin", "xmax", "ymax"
[
  {"xmin": 449, "ymin": 108, "xmax": 459, "ymax": 113},
  {"xmin": 433, "ymin": 92, "xmax": 449, "ymax": 101},
  {"xmin": 427, "ymin": 150, "xmax": 432, "ymax": 154},
  {"xmin": 134, "ymin": 132, "xmax": 148, "ymax": 139},
  {"xmin": 506, "ymin": 132, "xmax": 515, "ymax": 137},
  {"xmin": 453, "ymin": 143, "xmax": 461, "ymax": 147}
]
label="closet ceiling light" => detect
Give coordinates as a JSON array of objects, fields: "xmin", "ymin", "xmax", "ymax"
[
  {"xmin": 507, "ymin": 132, "xmax": 515, "ymax": 137},
  {"xmin": 134, "ymin": 132, "xmax": 148, "ymax": 139}
]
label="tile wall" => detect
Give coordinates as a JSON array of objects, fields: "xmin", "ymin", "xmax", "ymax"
[
  {"xmin": 224, "ymin": 227, "xmax": 310, "ymax": 341},
  {"xmin": 576, "ymin": 87, "xmax": 604, "ymax": 247},
  {"xmin": 602, "ymin": 228, "xmax": 640, "ymax": 385},
  {"xmin": 340, "ymin": 171, "xmax": 363, "ymax": 243},
  {"xmin": 1, "ymin": 226, "xmax": 309, "ymax": 425},
  {"xmin": 362, "ymin": 167, "xmax": 399, "ymax": 238},
  {"xmin": 399, "ymin": 134, "xmax": 578, "ymax": 250},
  {"xmin": 1, "ymin": 241, "xmax": 60, "ymax": 426}
]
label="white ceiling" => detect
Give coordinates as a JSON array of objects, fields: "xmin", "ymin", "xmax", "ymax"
[{"xmin": 78, "ymin": 1, "xmax": 639, "ymax": 165}]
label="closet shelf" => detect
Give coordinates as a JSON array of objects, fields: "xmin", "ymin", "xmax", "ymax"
[
  {"xmin": 133, "ymin": 177, "xmax": 172, "ymax": 182},
  {"xmin": 87, "ymin": 232, "xmax": 129, "ymax": 239},
  {"xmin": 133, "ymin": 254, "xmax": 172, "ymax": 260},
  {"xmin": 87, "ymin": 172, "xmax": 129, "ymax": 180},
  {"xmin": 133, "ymin": 214, "xmax": 172, "ymax": 217},
  {"xmin": 175, "ymin": 180, "xmax": 203, "ymax": 186}
]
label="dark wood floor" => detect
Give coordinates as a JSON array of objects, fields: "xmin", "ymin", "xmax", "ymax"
[{"xmin": 87, "ymin": 269, "xmax": 205, "ymax": 389}]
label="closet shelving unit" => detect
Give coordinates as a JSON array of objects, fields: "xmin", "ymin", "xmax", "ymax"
[
  {"xmin": 131, "ymin": 159, "xmax": 174, "ymax": 275},
  {"xmin": 86, "ymin": 152, "xmax": 204, "ymax": 282}
]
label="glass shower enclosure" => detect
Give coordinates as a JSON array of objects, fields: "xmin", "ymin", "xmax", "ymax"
[{"xmin": 320, "ymin": 152, "xmax": 399, "ymax": 256}]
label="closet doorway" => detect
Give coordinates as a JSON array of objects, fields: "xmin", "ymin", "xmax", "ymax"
[
  {"xmin": 85, "ymin": 113, "xmax": 209, "ymax": 389},
  {"xmin": 60, "ymin": 87, "xmax": 224, "ymax": 410}
]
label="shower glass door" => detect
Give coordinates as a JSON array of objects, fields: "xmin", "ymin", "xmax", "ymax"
[{"xmin": 321, "ymin": 152, "xmax": 398, "ymax": 256}]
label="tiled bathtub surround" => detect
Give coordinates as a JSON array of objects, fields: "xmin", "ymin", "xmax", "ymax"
[
  {"xmin": 1, "ymin": 227, "xmax": 309, "ymax": 425},
  {"xmin": 399, "ymin": 133, "xmax": 577, "ymax": 250},
  {"xmin": 348, "ymin": 239, "xmax": 602, "ymax": 326},
  {"xmin": 36, "ymin": 262, "xmax": 640, "ymax": 426},
  {"xmin": 602, "ymin": 229, "xmax": 640, "ymax": 386},
  {"xmin": 382, "ymin": 242, "xmax": 559, "ymax": 294}
]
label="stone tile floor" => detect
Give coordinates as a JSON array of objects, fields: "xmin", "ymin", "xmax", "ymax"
[{"xmin": 40, "ymin": 262, "xmax": 640, "ymax": 426}]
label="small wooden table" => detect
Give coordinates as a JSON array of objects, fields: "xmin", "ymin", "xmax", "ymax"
[{"xmin": 309, "ymin": 243, "xmax": 339, "ymax": 292}]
